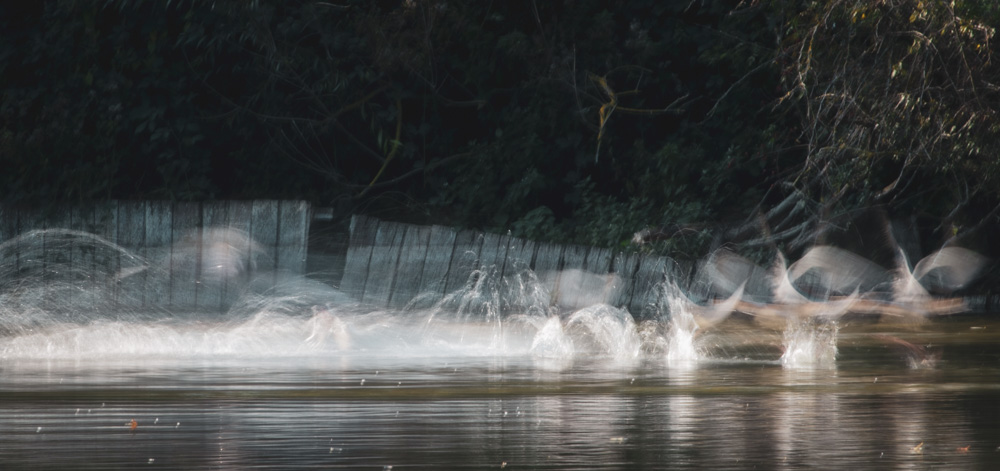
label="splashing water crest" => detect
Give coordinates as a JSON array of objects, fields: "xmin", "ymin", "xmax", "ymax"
[
  {"xmin": 648, "ymin": 282, "xmax": 703, "ymax": 367},
  {"xmin": 780, "ymin": 319, "xmax": 839, "ymax": 369},
  {"xmin": 3, "ymin": 224, "xmax": 985, "ymax": 373},
  {"xmin": 665, "ymin": 303, "xmax": 701, "ymax": 367}
]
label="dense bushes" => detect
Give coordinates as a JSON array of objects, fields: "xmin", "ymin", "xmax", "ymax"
[{"xmin": 1, "ymin": 0, "xmax": 996, "ymax": 255}]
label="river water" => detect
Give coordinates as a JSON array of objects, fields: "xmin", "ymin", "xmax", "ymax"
[
  {"xmin": 2, "ymin": 223, "xmax": 999, "ymax": 469},
  {"xmin": 2, "ymin": 299, "xmax": 999, "ymax": 470}
]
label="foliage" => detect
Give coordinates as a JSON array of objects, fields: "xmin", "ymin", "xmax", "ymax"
[
  {"xmin": 761, "ymin": 0, "xmax": 1000, "ymax": 241},
  {"xmin": 1, "ymin": 0, "xmax": 997, "ymax": 257}
]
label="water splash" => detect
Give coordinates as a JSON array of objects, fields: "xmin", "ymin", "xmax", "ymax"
[
  {"xmin": 529, "ymin": 315, "xmax": 573, "ymax": 359},
  {"xmin": 0, "ymin": 229, "xmax": 152, "ymax": 336},
  {"xmin": 652, "ymin": 282, "xmax": 706, "ymax": 367},
  {"xmin": 665, "ymin": 302, "xmax": 701, "ymax": 367},
  {"xmin": 564, "ymin": 304, "xmax": 641, "ymax": 363},
  {"xmin": 2, "ymin": 222, "xmax": 987, "ymax": 374},
  {"xmin": 779, "ymin": 319, "xmax": 839, "ymax": 369}
]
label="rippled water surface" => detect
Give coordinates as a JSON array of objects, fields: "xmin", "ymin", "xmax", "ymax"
[{"xmin": 3, "ymin": 308, "xmax": 1000, "ymax": 470}]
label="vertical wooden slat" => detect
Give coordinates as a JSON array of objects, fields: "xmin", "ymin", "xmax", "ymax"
[
  {"xmin": 420, "ymin": 225, "xmax": 457, "ymax": 298},
  {"xmin": 505, "ymin": 237, "xmax": 535, "ymax": 275},
  {"xmin": 225, "ymin": 201, "xmax": 255, "ymax": 291},
  {"xmin": 532, "ymin": 242, "xmax": 564, "ymax": 278},
  {"xmin": 388, "ymin": 224, "xmax": 431, "ymax": 307},
  {"xmin": 144, "ymin": 201, "xmax": 172, "ymax": 310},
  {"xmin": 629, "ymin": 255, "xmax": 671, "ymax": 318},
  {"xmin": 18, "ymin": 207, "xmax": 44, "ymax": 288},
  {"xmin": 0, "ymin": 205, "xmax": 8, "ymax": 244},
  {"xmin": 41, "ymin": 209, "xmax": 72, "ymax": 293},
  {"xmin": 91, "ymin": 202, "xmax": 119, "ymax": 305},
  {"xmin": 444, "ymin": 229, "xmax": 482, "ymax": 294},
  {"xmin": 66, "ymin": 205, "xmax": 94, "ymax": 297},
  {"xmin": 0, "ymin": 207, "xmax": 15, "ymax": 287},
  {"xmin": 0, "ymin": 200, "xmax": 314, "ymax": 314},
  {"xmin": 362, "ymin": 221, "xmax": 403, "ymax": 306},
  {"xmin": 251, "ymin": 200, "xmax": 280, "ymax": 286},
  {"xmin": 561, "ymin": 245, "xmax": 588, "ymax": 271},
  {"xmin": 340, "ymin": 215, "xmax": 378, "ymax": 301},
  {"xmin": 115, "ymin": 201, "xmax": 146, "ymax": 308},
  {"xmin": 495, "ymin": 233, "xmax": 514, "ymax": 280},
  {"xmin": 277, "ymin": 200, "xmax": 309, "ymax": 275},
  {"xmin": 0, "ymin": 207, "xmax": 23, "ymax": 297},
  {"xmin": 170, "ymin": 202, "xmax": 201, "ymax": 310},
  {"xmin": 584, "ymin": 247, "xmax": 613, "ymax": 274},
  {"xmin": 610, "ymin": 252, "xmax": 639, "ymax": 309},
  {"xmin": 478, "ymin": 232, "xmax": 504, "ymax": 273},
  {"xmin": 201, "ymin": 201, "xmax": 230, "ymax": 311}
]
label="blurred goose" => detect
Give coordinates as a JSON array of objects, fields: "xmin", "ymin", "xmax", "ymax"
[
  {"xmin": 690, "ymin": 282, "xmax": 746, "ymax": 329},
  {"xmin": 785, "ymin": 246, "xmax": 887, "ymax": 298},
  {"xmin": 734, "ymin": 249, "xmax": 864, "ymax": 324},
  {"xmin": 893, "ymin": 246, "xmax": 987, "ymax": 305},
  {"xmin": 870, "ymin": 333, "xmax": 941, "ymax": 369}
]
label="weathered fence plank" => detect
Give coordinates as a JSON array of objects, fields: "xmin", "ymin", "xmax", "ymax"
[
  {"xmin": 421, "ymin": 225, "xmax": 457, "ymax": 297},
  {"xmin": 277, "ymin": 200, "xmax": 309, "ymax": 275},
  {"xmin": 341, "ymin": 216, "xmax": 378, "ymax": 300},
  {"xmin": 144, "ymin": 201, "xmax": 172, "ymax": 309},
  {"xmin": 362, "ymin": 221, "xmax": 404, "ymax": 307},
  {"xmin": 444, "ymin": 230, "xmax": 481, "ymax": 294},
  {"xmin": 169, "ymin": 202, "xmax": 201, "ymax": 309},
  {"xmin": 0, "ymin": 200, "xmax": 312, "ymax": 314},
  {"xmin": 341, "ymin": 216, "xmax": 686, "ymax": 317},
  {"xmin": 388, "ymin": 224, "xmax": 431, "ymax": 307},
  {"xmin": 116, "ymin": 200, "xmax": 146, "ymax": 307}
]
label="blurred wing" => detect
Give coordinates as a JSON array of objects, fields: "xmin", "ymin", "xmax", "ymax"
[
  {"xmin": 787, "ymin": 246, "xmax": 886, "ymax": 296},
  {"xmin": 704, "ymin": 249, "xmax": 756, "ymax": 296},
  {"xmin": 693, "ymin": 282, "xmax": 746, "ymax": 329},
  {"xmin": 911, "ymin": 247, "xmax": 987, "ymax": 293},
  {"xmin": 772, "ymin": 252, "xmax": 810, "ymax": 304}
]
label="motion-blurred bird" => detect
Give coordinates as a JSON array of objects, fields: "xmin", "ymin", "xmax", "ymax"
[
  {"xmin": 893, "ymin": 246, "xmax": 987, "ymax": 305},
  {"xmin": 870, "ymin": 333, "xmax": 941, "ymax": 369}
]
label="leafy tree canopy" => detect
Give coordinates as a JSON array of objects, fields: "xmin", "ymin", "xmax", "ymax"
[{"xmin": 1, "ymin": 0, "xmax": 997, "ymax": 257}]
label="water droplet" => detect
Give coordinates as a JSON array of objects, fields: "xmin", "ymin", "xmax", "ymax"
[
  {"xmin": 148, "ymin": 458, "xmax": 155, "ymax": 464},
  {"xmin": 360, "ymin": 379, "xmax": 365, "ymax": 385},
  {"xmin": 36, "ymin": 427, "xmax": 42, "ymax": 433}
]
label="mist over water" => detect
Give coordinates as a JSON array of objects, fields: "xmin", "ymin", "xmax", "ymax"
[
  {"xmin": 0, "ymin": 225, "xmax": 988, "ymax": 370},
  {"xmin": 0, "ymin": 237, "xmax": 746, "ymax": 379},
  {"xmin": 3, "ymin": 222, "xmax": 1000, "ymax": 469}
]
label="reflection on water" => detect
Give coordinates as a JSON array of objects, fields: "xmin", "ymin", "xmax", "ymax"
[
  {"xmin": 3, "ymin": 312, "xmax": 1000, "ymax": 469},
  {"xmin": 1, "ymin": 227, "xmax": 999, "ymax": 469}
]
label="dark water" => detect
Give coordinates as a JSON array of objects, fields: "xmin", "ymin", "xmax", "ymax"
[{"xmin": 3, "ymin": 315, "xmax": 1000, "ymax": 470}]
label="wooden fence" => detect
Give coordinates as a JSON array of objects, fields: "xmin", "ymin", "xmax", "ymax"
[
  {"xmin": 0, "ymin": 200, "xmax": 310, "ymax": 312},
  {"xmin": 340, "ymin": 215, "xmax": 690, "ymax": 316}
]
